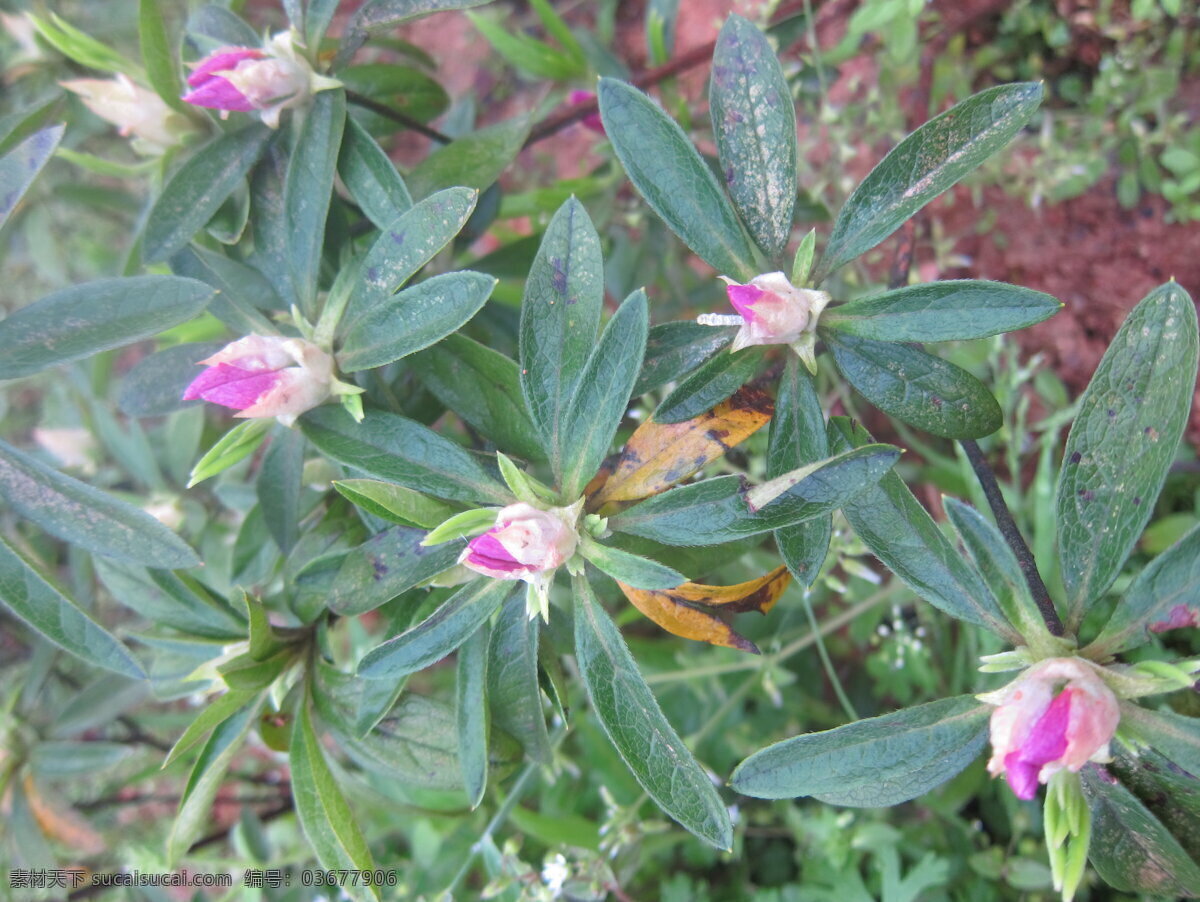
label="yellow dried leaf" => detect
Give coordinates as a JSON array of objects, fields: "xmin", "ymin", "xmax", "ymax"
[
  {"xmin": 589, "ymin": 384, "xmax": 772, "ymax": 507},
  {"xmin": 23, "ymin": 773, "xmax": 106, "ymax": 856}
]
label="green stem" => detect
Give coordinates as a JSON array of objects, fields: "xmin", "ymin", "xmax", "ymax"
[{"xmin": 801, "ymin": 588, "xmax": 858, "ymax": 720}]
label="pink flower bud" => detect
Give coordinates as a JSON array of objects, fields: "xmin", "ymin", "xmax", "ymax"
[
  {"xmin": 182, "ymin": 33, "xmax": 339, "ymax": 128},
  {"xmin": 182, "ymin": 334, "xmax": 334, "ymax": 426},
  {"xmin": 717, "ymin": 273, "xmax": 829, "ymax": 353},
  {"xmin": 981, "ymin": 657, "xmax": 1120, "ymax": 800},
  {"xmin": 61, "ymin": 75, "xmax": 194, "ymax": 154},
  {"xmin": 458, "ymin": 502, "xmax": 579, "ymax": 581},
  {"xmin": 567, "ymin": 90, "xmax": 605, "ymax": 134}
]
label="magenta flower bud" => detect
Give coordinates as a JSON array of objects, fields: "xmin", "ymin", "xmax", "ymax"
[
  {"xmin": 182, "ymin": 33, "xmax": 340, "ymax": 128},
  {"xmin": 61, "ymin": 75, "xmax": 195, "ymax": 154},
  {"xmin": 567, "ymin": 90, "xmax": 605, "ymax": 134},
  {"xmin": 459, "ymin": 502, "xmax": 579, "ymax": 582},
  {"xmin": 182, "ymin": 334, "xmax": 334, "ymax": 426},
  {"xmin": 716, "ymin": 272, "xmax": 829, "ymax": 353},
  {"xmin": 981, "ymin": 657, "xmax": 1120, "ymax": 800}
]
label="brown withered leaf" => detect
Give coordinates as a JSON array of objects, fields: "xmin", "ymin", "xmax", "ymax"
[
  {"xmin": 617, "ymin": 565, "xmax": 792, "ymax": 654},
  {"xmin": 23, "ymin": 773, "xmax": 106, "ymax": 856},
  {"xmin": 589, "ymin": 384, "xmax": 773, "ymax": 508}
]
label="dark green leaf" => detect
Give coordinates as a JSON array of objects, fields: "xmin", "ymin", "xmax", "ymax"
[
  {"xmin": 186, "ymin": 5, "xmax": 260, "ymax": 48},
  {"xmin": 410, "ymin": 334, "xmax": 544, "ymax": 461},
  {"xmin": 406, "ymin": 117, "xmax": 530, "ymax": 199},
  {"xmin": 139, "ymin": 0, "xmax": 186, "ymax": 112},
  {"xmin": 0, "ymin": 96, "xmax": 66, "ymax": 157},
  {"xmin": 822, "ymin": 281, "xmax": 1061, "ymax": 342},
  {"xmin": 826, "ymin": 331, "xmax": 1002, "ymax": 438},
  {"xmin": 519, "ymin": 197, "xmax": 605, "ymax": 472},
  {"xmin": 0, "ymin": 275, "xmax": 214, "ymax": 381},
  {"xmin": 1081, "ymin": 765, "xmax": 1200, "ymax": 897},
  {"xmin": 770, "ymin": 357, "xmax": 832, "ymax": 586},
  {"xmin": 634, "ymin": 321, "xmax": 734, "ymax": 397},
  {"xmin": 291, "ymin": 700, "xmax": 380, "ymax": 887},
  {"xmin": 0, "ymin": 537, "xmax": 144, "ymax": 679},
  {"xmin": 488, "ymin": 592, "xmax": 551, "ymax": 765},
  {"xmin": 169, "ymin": 245, "xmax": 281, "ymax": 334},
  {"xmin": 349, "ymin": 0, "xmax": 492, "ymax": 30},
  {"xmin": 257, "ymin": 429, "xmax": 305, "ymax": 555},
  {"xmin": 300, "ymin": 406, "xmax": 509, "ymax": 505},
  {"xmin": 143, "ymin": 126, "xmax": 272, "ymax": 263},
  {"xmin": 560, "ymin": 290, "xmax": 649, "ymax": 498},
  {"xmin": 709, "ymin": 14, "xmax": 797, "ymax": 257},
  {"xmin": 94, "ymin": 559, "xmax": 243, "ymax": 639},
  {"xmin": 828, "ymin": 417, "xmax": 1019, "ymax": 640},
  {"xmin": 574, "ymin": 574, "xmax": 732, "ymax": 849},
  {"xmin": 598, "ymin": 77, "xmax": 759, "ymax": 279},
  {"xmin": 815, "ymin": 83, "xmax": 1042, "ymax": 282},
  {"xmin": 118, "ymin": 342, "xmax": 222, "ymax": 418},
  {"xmin": 162, "ymin": 689, "xmax": 258, "ymax": 768},
  {"xmin": 357, "ymin": 579, "xmax": 516, "ymax": 679},
  {"xmin": 339, "ymin": 270, "xmax": 496, "ymax": 371},
  {"xmin": 1118, "ymin": 702, "xmax": 1200, "ymax": 777},
  {"xmin": 654, "ymin": 346, "xmax": 766, "ymax": 424},
  {"xmin": 0, "ymin": 124, "xmax": 63, "ymax": 230},
  {"xmin": 326, "ymin": 525, "xmax": 461, "ymax": 616},
  {"xmin": 342, "ymin": 187, "xmax": 477, "ymax": 328},
  {"xmin": 0, "ymin": 439, "xmax": 199, "ymax": 568},
  {"xmin": 1057, "ymin": 282, "xmax": 1199, "ymax": 627},
  {"xmin": 1089, "ymin": 523, "xmax": 1200, "ymax": 656},
  {"xmin": 332, "ymin": 479, "xmax": 457, "ymax": 529},
  {"xmin": 730, "ymin": 696, "xmax": 989, "ymax": 805},
  {"xmin": 286, "ymin": 89, "xmax": 346, "ymax": 313},
  {"xmin": 610, "ymin": 444, "xmax": 898, "ymax": 546},
  {"xmin": 338, "ymin": 115, "xmax": 413, "ymax": 230},
  {"xmin": 579, "ymin": 535, "xmax": 686, "ymax": 589},
  {"xmin": 456, "ymin": 621, "xmax": 490, "ymax": 808}
]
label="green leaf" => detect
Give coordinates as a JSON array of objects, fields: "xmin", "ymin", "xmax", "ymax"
[
  {"xmin": 300, "ymin": 407, "xmax": 509, "ymax": 505},
  {"xmin": 1088, "ymin": 522, "xmax": 1200, "ymax": 656},
  {"xmin": 286, "ymin": 89, "xmax": 346, "ymax": 314},
  {"xmin": 186, "ymin": 5, "xmax": 260, "ymax": 48},
  {"xmin": 0, "ymin": 96, "xmax": 66, "ymax": 157},
  {"xmin": 327, "ymin": 525, "xmax": 462, "ymax": 616},
  {"xmin": 598, "ymin": 77, "xmax": 759, "ymax": 280},
  {"xmin": 303, "ymin": 0, "xmax": 342, "ymax": 49},
  {"xmin": 826, "ymin": 331, "xmax": 1002, "ymax": 439},
  {"xmin": 348, "ymin": 0, "xmax": 492, "ymax": 31},
  {"xmin": 30, "ymin": 740, "xmax": 132, "ymax": 778},
  {"xmin": 1080, "ymin": 765, "xmax": 1200, "ymax": 897},
  {"xmin": 573, "ymin": 574, "xmax": 732, "ymax": 849},
  {"xmin": 0, "ymin": 439, "xmax": 198, "ymax": 568},
  {"xmin": 30, "ymin": 12, "xmax": 144, "ymax": 77},
  {"xmin": 814, "ymin": 83, "xmax": 1042, "ymax": 282},
  {"xmin": 0, "ymin": 536, "xmax": 144, "ymax": 679},
  {"xmin": 456, "ymin": 621, "xmax": 490, "ymax": 808},
  {"xmin": 333, "ymin": 479, "xmax": 457, "ymax": 529},
  {"xmin": 709, "ymin": 14, "xmax": 797, "ymax": 257},
  {"xmin": 290, "ymin": 699, "xmax": 380, "ymax": 891},
  {"xmin": 634, "ymin": 321, "xmax": 735, "ymax": 397},
  {"xmin": 139, "ymin": 0, "xmax": 186, "ymax": 112},
  {"xmin": 338, "ymin": 115, "xmax": 413, "ymax": 230},
  {"xmin": 559, "ymin": 290, "xmax": 649, "ymax": 499},
  {"xmin": 341, "ymin": 187, "xmax": 478, "ymax": 329},
  {"xmin": 1057, "ymin": 282, "xmax": 1199, "ymax": 627},
  {"xmin": 943, "ymin": 497, "xmax": 1044, "ymax": 642},
  {"xmin": 488, "ymin": 591, "xmax": 551, "ymax": 765},
  {"xmin": 822, "ymin": 281, "xmax": 1061, "ymax": 342},
  {"xmin": 1118, "ymin": 703, "xmax": 1200, "ymax": 777},
  {"xmin": 339, "ymin": 63, "xmax": 449, "ymax": 128},
  {"xmin": 421, "ymin": 508, "xmax": 497, "ymax": 546},
  {"xmin": 467, "ymin": 11, "xmax": 583, "ymax": 80},
  {"xmin": 0, "ymin": 124, "xmax": 64, "ymax": 230},
  {"xmin": 257, "ymin": 428, "xmax": 305, "ymax": 555},
  {"xmin": 169, "ymin": 245, "xmax": 281, "ymax": 335},
  {"xmin": 519, "ymin": 197, "xmax": 605, "ymax": 473},
  {"xmin": 168, "ymin": 698, "xmax": 260, "ymax": 864},
  {"xmin": 357, "ymin": 579, "xmax": 516, "ymax": 679},
  {"xmin": 654, "ymin": 346, "xmax": 767, "ymax": 424},
  {"xmin": 410, "ymin": 334, "xmax": 545, "ymax": 461},
  {"xmin": 338, "ymin": 270, "xmax": 496, "ymax": 371},
  {"xmin": 610, "ymin": 444, "xmax": 899, "ymax": 546},
  {"xmin": 163, "ymin": 689, "xmax": 259, "ymax": 769},
  {"xmin": 94, "ymin": 559, "xmax": 244, "ymax": 640},
  {"xmin": 770, "ymin": 357, "xmax": 832, "ymax": 586},
  {"xmin": 188, "ymin": 418, "xmax": 272, "ymax": 489},
  {"xmin": 579, "ymin": 535, "xmax": 686, "ymax": 589},
  {"xmin": 143, "ymin": 126, "xmax": 272, "ymax": 263},
  {"xmin": 828, "ymin": 417, "xmax": 1019, "ymax": 639},
  {"xmin": 730, "ymin": 696, "xmax": 989, "ymax": 805},
  {"xmin": 0, "ymin": 275, "xmax": 214, "ymax": 381},
  {"xmin": 406, "ymin": 117, "xmax": 531, "ymax": 199}
]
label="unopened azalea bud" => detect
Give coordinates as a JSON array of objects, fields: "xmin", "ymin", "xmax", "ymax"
[
  {"xmin": 716, "ymin": 272, "xmax": 829, "ymax": 354},
  {"xmin": 182, "ymin": 32, "xmax": 340, "ymax": 128},
  {"xmin": 980, "ymin": 657, "xmax": 1120, "ymax": 800},
  {"xmin": 567, "ymin": 90, "xmax": 605, "ymax": 134},
  {"xmin": 61, "ymin": 75, "xmax": 195, "ymax": 154},
  {"xmin": 182, "ymin": 334, "xmax": 334, "ymax": 426}
]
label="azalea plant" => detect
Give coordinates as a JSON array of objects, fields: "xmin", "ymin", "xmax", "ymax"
[{"xmin": 1, "ymin": 2, "xmax": 1198, "ymax": 901}]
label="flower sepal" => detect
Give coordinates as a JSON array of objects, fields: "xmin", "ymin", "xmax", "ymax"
[
  {"xmin": 422, "ymin": 508, "xmax": 501, "ymax": 547},
  {"xmin": 1091, "ymin": 657, "xmax": 1200, "ymax": 699},
  {"xmin": 1043, "ymin": 770, "xmax": 1091, "ymax": 902}
]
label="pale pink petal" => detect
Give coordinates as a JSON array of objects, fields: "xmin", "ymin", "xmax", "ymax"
[{"xmin": 187, "ymin": 48, "xmax": 264, "ymax": 86}]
